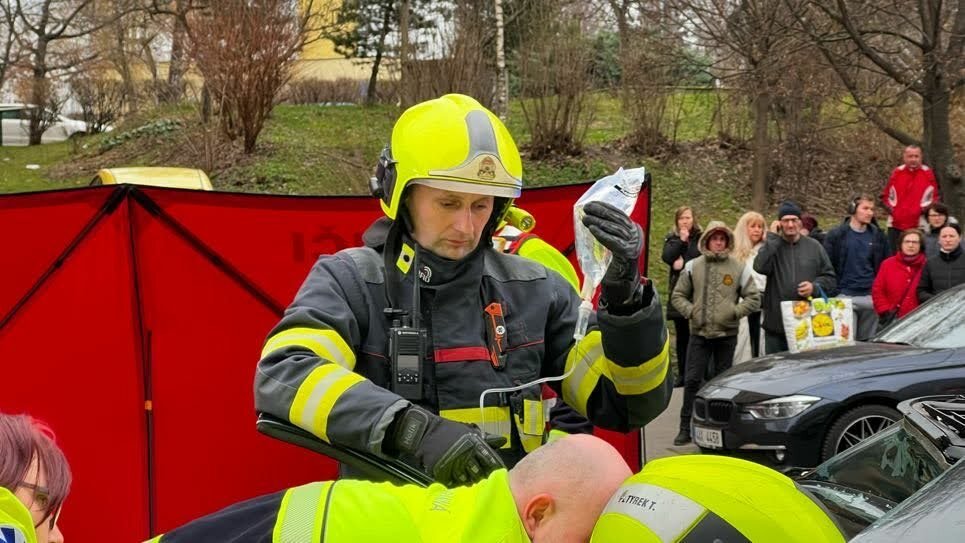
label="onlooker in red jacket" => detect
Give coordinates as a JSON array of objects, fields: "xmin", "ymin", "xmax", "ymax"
[
  {"xmin": 871, "ymin": 229, "xmax": 926, "ymax": 331},
  {"xmin": 881, "ymin": 145, "xmax": 939, "ymax": 251}
]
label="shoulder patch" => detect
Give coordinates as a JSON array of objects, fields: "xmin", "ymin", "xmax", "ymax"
[
  {"xmin": 340, "ymin": 247, "xmax": 384, "ymax": 284},
  {"xmin": 484, "ymin": 250, "xmax": 547, "ymax": 282}
]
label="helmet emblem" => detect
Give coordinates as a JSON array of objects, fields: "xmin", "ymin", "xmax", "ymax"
[{"xmin": 477, "ymin": 156, "xmax": 496, "ymax": 181}]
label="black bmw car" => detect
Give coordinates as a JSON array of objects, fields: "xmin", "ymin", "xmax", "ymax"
[{"xmin": 691, "ymin": 284, "xmax": 965, "ymax": 468}]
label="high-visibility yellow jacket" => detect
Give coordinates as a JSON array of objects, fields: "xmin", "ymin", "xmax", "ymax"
[
  {"xmin": 0, "ymin": 487, "xmax": 37, "ymax": 543},
  {"xmin": 255, "ymin": 220, "xmax": 671, "ymax": 468},
  {"xmin": 151, "ymin": 469, "xmax": 528, "ymax": 543}
]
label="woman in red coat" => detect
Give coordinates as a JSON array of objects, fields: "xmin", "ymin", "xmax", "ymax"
[{"xmin": 872, "ymin": 229, "xmax": 927, "ymax": 326}]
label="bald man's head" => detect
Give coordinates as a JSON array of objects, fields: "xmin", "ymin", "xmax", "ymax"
[{"xmin": 509, "ymin": 434, "xmax": 631, "ymax": 543}]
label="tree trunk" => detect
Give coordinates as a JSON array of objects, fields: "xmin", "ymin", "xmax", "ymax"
[
  {"xmin": 493, "ymin": 0, "xmax": 508, "ymax": 119},
  {"xmin": 922, "ymin": 84, "xmax": 962, "ymax": 216},
  {"xmin": 751, "ymin": 91, "xmax": 771, "ymax": 212},
  {"xmin": 165, "ymin": 2, "xmax": 188, "ymax": 103},
  {"xmin": 365, "ymin": 1, "xmax": 392, "ymax": 106},
  {"xmin": 399, "ymin": 0, "xmax": 410, "ymax": 108}
]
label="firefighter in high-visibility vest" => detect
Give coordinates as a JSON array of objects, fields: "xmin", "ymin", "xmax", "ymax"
[
  {"xmin": 0, "ymin": 488, "xmax": 36, "ymax": 543},
  {"xmin": 255, "ymin": 93, "xmax": 671, "ymax": 486},
  {"xmin": 149, "ymin": 434, "xmax": 631, "ymax": 543},
  {"xmin": 591, "ymin": 455, "xmax": 847, "ymax": 543}
]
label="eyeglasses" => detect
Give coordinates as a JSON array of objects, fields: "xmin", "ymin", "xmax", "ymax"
[
  {"xmin": 780, "ymin": 218, "xmax": 800, "ymax": 223},
  {"xmin": 902, "ymin": 240, "xmax": 921, "ymax": 244},
  {"xmin": 18, "ymin": 482, "xmax": 60, "ymax": 531}
]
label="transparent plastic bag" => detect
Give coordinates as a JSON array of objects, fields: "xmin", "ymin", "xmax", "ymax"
[
  {"xmin": 571, "ymin": 166, "xmax": 646, "ymax": 339},
  {"xmin": 479, "ymin": 167, "xmax": 646, "ymax": 437}
]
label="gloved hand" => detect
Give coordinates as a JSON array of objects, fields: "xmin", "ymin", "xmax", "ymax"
[
  {"xmin": 390, "ymin": 406, "xmax": 506, "ymax": 486},
  {"xmin": 581, "ymin": 201, "xmax": 645, "ymax": 307}
]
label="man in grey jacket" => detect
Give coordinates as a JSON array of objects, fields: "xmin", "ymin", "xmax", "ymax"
[
  {"xmin": 671, "ymin": 221, "xmax": 761, "ymax": 445},
  {"xmin": 754, "ymin": 201, "xmax": 837, "ymax": 354}
]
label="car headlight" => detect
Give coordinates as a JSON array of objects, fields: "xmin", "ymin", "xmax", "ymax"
[{"xmin": 745, "ymin": 395, "xmax": 820, "ymax": 420}]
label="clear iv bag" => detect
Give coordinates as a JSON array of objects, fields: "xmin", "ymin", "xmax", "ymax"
[{"xmin": 572, "ymin": 167, "xmax": 646, "ymax": 340}]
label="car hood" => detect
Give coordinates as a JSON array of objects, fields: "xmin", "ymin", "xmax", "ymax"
[{"xmin": 706, "ymin": 342, "xmax": 951, "ymax": 398}]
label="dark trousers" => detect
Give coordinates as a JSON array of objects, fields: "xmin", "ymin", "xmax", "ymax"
[
  {"xmin": 747, "ymin": 311, "xmax": 762, "ymax": 358},
  {"xmin": 672, "ymin": 317, "xmax": 690, "ymax": 381},
  {"xmin": 764, "ymin": 329, "xmax": 789, "ymax": 355},
  {"xmin": 680, "ymin": 335, "xmax": 736, "ymax": 431}
]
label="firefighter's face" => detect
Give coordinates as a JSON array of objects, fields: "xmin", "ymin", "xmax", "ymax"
[
  {"xmin": 14, "ymin": 457, "xmax": 65, "ymax": 543},
  {"xmin": 407, "ymin": 184, "xmax": 494, "ymax": 260}
]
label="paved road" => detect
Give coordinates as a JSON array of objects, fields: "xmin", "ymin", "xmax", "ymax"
[{"xmin": 642, "ymin": 386, "xmax": 700, "ymax": 463}]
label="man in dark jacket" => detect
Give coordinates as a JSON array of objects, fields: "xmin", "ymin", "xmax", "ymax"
[
  {"xmin": 823, "ymin": 195, "xmax": 891, "ymax": 341},
  {"xmin": 754, "ymin": 201, "xmax": 837, "ymax": 354},
  {"xmin": 918, "ymin": 223, "xmax": 965, "ymax": 302}
]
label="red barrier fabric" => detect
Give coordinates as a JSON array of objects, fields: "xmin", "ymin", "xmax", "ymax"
[{"xmin": 0, "ymin": 181, "xmax": 651, "ymax": 540}]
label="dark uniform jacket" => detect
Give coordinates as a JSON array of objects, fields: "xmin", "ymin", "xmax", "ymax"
[
  {"xmin": 662, "ymin": 229, "xmax": 702, "ymax": 320},
  {"xmin": 255, "ymin": 221, "xmax": 671, "ymax": 468}
]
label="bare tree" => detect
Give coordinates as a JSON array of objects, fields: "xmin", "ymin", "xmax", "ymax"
[
  {"xmin": 188, "ymin": 0, "xmax": 327, "ymax": 153},
  {"xmin": 0, "ymin": 1, "xmax": 22, "ymax": 92},
  {"xmin": 14, "ymin": 0, "xmax": 139, "ymax": 144},
  {"xmin": 70, "ymin": 74, "xmax": 125, "ymax": 132},
  {"xmin": 493, "ymin": 0, "xmax": 508, "ymax": 118},
  {"xmin": 515, "ymin": 1, "xmax": 595, "ymax": 157},
  {"xmin": 794, "ymin": 0, "xmax": 965, "ymax": 214},
  {"xmin": 669, "ymin": 0, "xmax": 808, "ymax": 210}
]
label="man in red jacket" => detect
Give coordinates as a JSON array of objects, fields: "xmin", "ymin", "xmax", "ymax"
[{"xmin": 881, "ymin": 145, "xmax": 939, "ymax": 251}]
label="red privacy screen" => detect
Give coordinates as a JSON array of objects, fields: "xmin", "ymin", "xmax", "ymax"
[{"xmin": 0, "ymin": 179, "xmax": 651, "ymax": 540}]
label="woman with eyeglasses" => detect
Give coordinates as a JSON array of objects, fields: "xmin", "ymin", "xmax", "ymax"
[
  {"xmin": 871, "ymin": 229, "xmax": 927, "ymax": 331},
  {"xmin": 0, "ymin": 413, "xmax": 70, "ymax": 543}
]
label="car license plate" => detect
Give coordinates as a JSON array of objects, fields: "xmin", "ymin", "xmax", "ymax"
[{"xmin": 693, "ymin": 426, "xmax": 723, "ymax": 449}]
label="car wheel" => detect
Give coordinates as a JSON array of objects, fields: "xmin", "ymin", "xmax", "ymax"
[{"xmin": 821, "ymin": 404, "xmax": 900, "ymax": 460}]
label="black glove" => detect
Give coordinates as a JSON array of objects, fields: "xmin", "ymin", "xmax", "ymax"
[
  {"xmin": 390, "ymin": 406, "xmax": 506, "ymax": 486},
  {"xmin": 581, "ymin": 201, "xmax": 645, "ymax": 308}
]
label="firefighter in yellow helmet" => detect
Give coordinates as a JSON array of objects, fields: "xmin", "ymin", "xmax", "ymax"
[
  {"xmin": 255, "ymin": 94, "xmax": 671, "ymax": 486},
  {"xmin": 150, "ymin": 434, "xmax": 631, "ymax": 543},
  {"xmin": 591, "ymin": 455, "xmax": 846, "ymax": 543}
]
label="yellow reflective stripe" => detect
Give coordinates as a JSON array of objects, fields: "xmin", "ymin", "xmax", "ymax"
[
  {"xmin": 562, "ymin": 332, "xmax": 605, "ymax": 416},
  {"xmin": 262, "ymin": 327, "xmax": 357, "ymax": 371},
  {"xmin": 145, "ymin": 537, "xmax": 162, "ymax": 543},
  {"xmin": 273, "ymin": 482, "xmax": 329, "ymax": 543},
  {"xmin": 440, "ymin": 406, "xmax": 512, "ymax": 449},
  {"xmin": 396, "ymin": 242, "xmax": 415, "ymax": 273},
  {"xmin": 563, "ymin": 332, "xmax": 670, "ymax": 414},
  {"xmin": 290, "ymin": 364, "xmax": 365, "ymax": 442},
  {"xmin": 606, "ymin": 337, "xmax": 670, "ymax": 395},
  {"xmin": 522, "ymin": 399, "xmax": 544, "ymax": 436}
]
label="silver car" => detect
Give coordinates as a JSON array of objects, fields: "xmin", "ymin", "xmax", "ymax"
[{"xmin": 0, "ymin": 103, "xmax": 88, "ymax": 145}]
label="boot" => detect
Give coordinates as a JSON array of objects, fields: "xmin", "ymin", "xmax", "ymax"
[{"xmin": 673, "ymin": 429, "xmax": 691, "ymax": 446}]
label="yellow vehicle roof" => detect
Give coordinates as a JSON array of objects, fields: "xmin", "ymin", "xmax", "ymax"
[{"xmin": 92, "ymin": 167, "xmax": 213, "ymax": 190}]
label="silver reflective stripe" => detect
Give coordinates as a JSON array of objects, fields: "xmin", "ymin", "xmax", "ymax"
[
  {"xmin": 601, "ymin": 483, "xmax": 706, "ymax": 542},
  {"xmin": 279, "ymin": 483, "xmax": 325, "ymax": 543},
  {"xmin": 465, "ymin": 110, "xmax": 499, "ymax": 154},
  {"xmin": 295, "ymin": 366, "xmax": 352, "ymax": 430}
]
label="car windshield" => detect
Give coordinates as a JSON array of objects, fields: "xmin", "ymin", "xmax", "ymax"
[
  {"xmin": 874, "ymin": 287, "xmax": 965, "ymax": 348},
  {"xmin": 797, "ymin": 480, "xmax": 895, "ymax": 539},
  {"xmin": 803, "ymin": 422, "xmax": 948, "ymax": 505}
]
